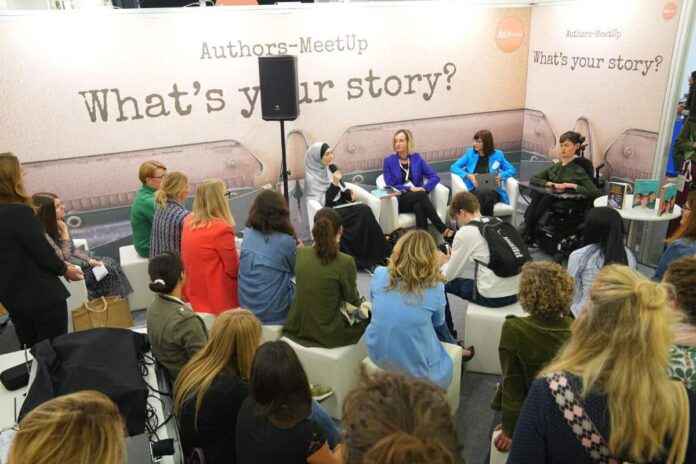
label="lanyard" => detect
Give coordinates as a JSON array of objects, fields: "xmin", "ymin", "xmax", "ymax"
[{"xmin": 399, "ymin": 161, "xmax": 410, "ymax": 181}]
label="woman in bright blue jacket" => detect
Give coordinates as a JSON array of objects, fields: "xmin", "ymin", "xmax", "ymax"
[{"xmin": 450, "ymin": 129, "xmax": 517, "ymax": 216}]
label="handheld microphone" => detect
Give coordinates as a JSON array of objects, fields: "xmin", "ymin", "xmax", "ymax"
[{"xmin": 329, "ymin": 164, "xmax": 346, "ymax": 187}]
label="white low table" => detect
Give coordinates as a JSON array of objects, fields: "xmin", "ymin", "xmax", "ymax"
[{"xmin": 594, "ymin": 194, "xmax": 681, "ymax": 249}]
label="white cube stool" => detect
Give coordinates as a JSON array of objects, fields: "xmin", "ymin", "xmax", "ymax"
[
  {"xmin": 362, "ymin": 341, "xmax": 463, "ymax": 415},
  {"xmin": 464, "ymin": 302, "xmax": 526, "ymax": 375},
  {"xmin": 62, "ymin": 278, "xmax": 89, "ymax": 333},
  {"xmin": 281, "ymin": 336, "xmax": 367, "ymax": 420},
  {"xmin": 196, "ymin": 312, "xmax": 216, "ymax": 332},
  {"xmin": 262, "ymin": 325, "xmax": 283, "ymax": 342},
  {"xmin": 490, "ymin": 429, "xmax": 509, "ymax": 464},
  {"xmin": 119, "ymin": 245, "xmax": 152, "ymax": 311}
]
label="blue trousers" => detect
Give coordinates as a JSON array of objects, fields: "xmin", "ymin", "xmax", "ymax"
[{"xmin": 310, "ymin": 400, "xmax": 340, "ymax": 448}]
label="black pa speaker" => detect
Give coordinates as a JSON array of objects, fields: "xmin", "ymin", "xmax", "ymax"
[{"xmin": 258, "ymin": 55, "xmax": 300, "ymax": 121}]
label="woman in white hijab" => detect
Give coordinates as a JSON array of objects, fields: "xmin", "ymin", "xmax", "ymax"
[{"xmin": 304, "ymin": 142, "xmax": 389, "ymax": 271}]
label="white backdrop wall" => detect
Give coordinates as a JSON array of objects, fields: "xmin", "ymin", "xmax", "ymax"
[{"xmin": 0, "ymin": 0, "xmax": 685, "ymax": 210}]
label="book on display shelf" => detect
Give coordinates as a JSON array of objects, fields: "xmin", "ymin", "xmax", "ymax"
[
  {"xmin": 632, "ymin": 179, "xmax": 660, "ymax": 210},
  {"xmin": 607, "ymin": 181, "xmax": 628, "ymax": 209},
  {"xmin": 658, "ymin": 183, "xmax": 678, "ymax": 216}
]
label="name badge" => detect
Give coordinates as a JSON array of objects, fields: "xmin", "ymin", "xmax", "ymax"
[{"xmin": 491, "ymin": 161, "xmax": 501, "ymax": 171}]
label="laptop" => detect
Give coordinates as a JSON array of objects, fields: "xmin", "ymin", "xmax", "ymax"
[{"xmin": 475, "ymin": 173, "xmax": 498, "ymax": 191}]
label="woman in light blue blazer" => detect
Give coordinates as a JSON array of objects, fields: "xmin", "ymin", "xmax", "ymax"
[
  {"xmin": 450, "ymin": 129, "xmax": 516, "ymax": 216},
  {"xmin": 366, "ymin": 230, "xmax": 473, "ymax": 390}
]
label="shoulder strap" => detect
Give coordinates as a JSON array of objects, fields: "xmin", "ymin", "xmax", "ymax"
[{"xmin": 545, "ymin": 372, "xmax": 621, "ymax": 464}]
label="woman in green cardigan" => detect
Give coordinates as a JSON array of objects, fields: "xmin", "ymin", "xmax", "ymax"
[
  {"xmin": 490, "ymin": 261, "xmax": 574, "ymax": 452},
  {"xmin": 283, "ymin": 207, "xmax": 367, "ymax": 348}
]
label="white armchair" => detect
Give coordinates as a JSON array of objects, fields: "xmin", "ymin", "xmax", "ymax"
[
  {"xmin": 375, "ymin": 175, "xmax": 449, "ymax": 234},
  {"xmin": 306, "ymin": 182, "xmax": 381, "ymax": 238},
  {"xmin": 450, "ymin": 175, "xmax": 519, "ymax": 226}
]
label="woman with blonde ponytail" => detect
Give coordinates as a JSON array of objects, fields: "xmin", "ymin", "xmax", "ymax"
[
  {"xmin": 342, "ymin": 370, "xmax": 463, "ymax": 464},
  {"xmin": 283, "ymin": 207, "xmax": 366, "ymax": 348},
  {"xmin": 150, "ymin": 171, "xmax": 191, "ymax": 258},
  {"xmin": 508, "ymin": 265, "xmax": 696, "ymax": 463}
]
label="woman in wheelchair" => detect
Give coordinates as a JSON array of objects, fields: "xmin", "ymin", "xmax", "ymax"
[{"xmin": 520, "ymin": 131, "xmax": 601, "ymax": 244}]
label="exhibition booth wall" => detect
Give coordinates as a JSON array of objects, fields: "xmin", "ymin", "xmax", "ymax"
[{"xmin": 0, "ymin": 0, "xmax": 690, "ymax": 257}]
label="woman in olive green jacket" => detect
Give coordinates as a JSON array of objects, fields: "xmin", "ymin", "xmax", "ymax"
[
  {"xmin": 146, "ymin": 252, "xmax": 207, "ymax": 381},
  {"xmin": 283, "ymin": 208, "xmax": 366, "ymax": 349},
  {"xmin": 490, "ymin": 261, "xmax": 574, "ymax": 452}
]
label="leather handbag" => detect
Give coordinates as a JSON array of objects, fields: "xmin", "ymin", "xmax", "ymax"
[{"xmin": 71, "ymin": 296, "xmax": 133, "ymax": 331}]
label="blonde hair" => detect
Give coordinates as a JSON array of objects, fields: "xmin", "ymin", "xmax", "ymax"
[
  {"xmin": 0, "ymin": 152, "xmax": 32, "ymax": 207},
  {"xmin": 342, "ymin": 369, "xmax": 463, "ymax": 464},
  {"xmin": 385, "ymin": 230, "xmax": 446, "ymax": 301},
  {"xmin": 542, "ymin": 265, "xmax": 686, "ymax": 462},
  {"xmin": 174, "ymin": 309, "xmax": 261, "ymax": 429},
  {"xmin": 138, "ymin": 160, "xmax": 166, "ymax": 184},
  {"xmin": 8, "ymin": 391, "xmax": 125, "ymax": 464},
  {"xmin": 392, "ymin": 129, "xmax": 415, "ymax": 155},
  {"xmin": 189, "ymin": 179, "xmax": 235, "ymax": 229},
  {"xmin": 154, "ymin": 171, "xmax": 189, "ymax": 207},
  {"xmin": 518, "ymin": 261, "xmax": 573, "ymax": 320}
]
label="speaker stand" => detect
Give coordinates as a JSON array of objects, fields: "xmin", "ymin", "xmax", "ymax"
[{"xmin": 279, "ymin": 120, "xmax": 290, "ymax": 202}]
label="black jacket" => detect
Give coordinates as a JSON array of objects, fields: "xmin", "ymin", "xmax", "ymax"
[{"xmin": 0, "ymin": 203, "xmax": 68, "ymax": 313}]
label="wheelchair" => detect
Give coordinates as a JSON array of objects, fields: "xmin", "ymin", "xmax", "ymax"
[{"xmin": 532, "ymin": 151, "xmax": 605, "ymax": 263}]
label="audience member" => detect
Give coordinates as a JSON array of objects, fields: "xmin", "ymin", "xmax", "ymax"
[
  {"xmin": 304, "ymin": 142, "xmax": 389, "ymax": 270},
  {"xmin": 366, "ymin": 230, "xmax": 471, "ymax": 391},
  {"xmin": 150, "ymin": 171, "xmax": 191, "ymax": 258},
  {"xmin": 236, "ymin": 340, "xmax": 342, "ymax": 464},
  {"xmin": 383, "ymin": 129, "xmax": 454, "ymax": 238},
  {"xmin": 508, "ymin": 265, "xmax": 696, "ymax": 463},
  {"xmin": 174, "ymin": 309, "xmax": 260, "ymax": 464},
  {"xmin": 675, "ymin": 70, "xmax": 696, "ymax": 170},
  {"xmin": 450, "ymin": 129, "xmax": 517, "ymax": 216},
  {"xmin": 283, "ymin": 208, "xmax": 366, "ymax": 348},
  {"xmin": 567, "ymin": 207, "xmax": 636, "ymax": 317},
  {"xmin": 520, "ymin": 131, "xmax": 600, "ymax": 243},
  {"xmin": 654, "ymin": 191, "xmax": 696, "ymax": 281},
  {"xmin": 0, "ymin": 153, "xmax": 83, "ymax": 348},
  {"xmin": 131, "ymin": 160, "xmax": 166, "ymax": 258},
  {"xmin": 663, "ymin": 256, "xmax": 696, "ymax": 389},
  {"xmin": 442, "ymin": 192, "xmax": 520, "ymax": 311},
  {"xmin": 490, "ymin": 261, "xmax": 574, "ymax": 452},
  {"xmin": 147, "ymin": 252, "xmax": 207, "ymax": 381},
  {"xmin": 33, "ymin": 192, "xmax": 133, "ymax": 301},
  {"xmin": 8, "ymin": 390, "xmax": 125, "ymax": 464},
  {"xmin": 342, "ymin": 369, "xmax": 464, "ymax": 464},
  {"xmin": 238, "ymin": 189, "xmax": 298, "ymax": 324},
  {"xmin": 181, "ymin": 179, "xmax": 239, "ymax": 314}
]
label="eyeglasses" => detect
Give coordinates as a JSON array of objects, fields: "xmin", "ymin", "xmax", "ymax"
[{"xmin": 472, "ymin": 140, "xmax": 483, "ymax": 145}]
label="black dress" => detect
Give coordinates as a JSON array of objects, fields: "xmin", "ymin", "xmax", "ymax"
[
  {"xmin": 178, "ymin": 373, "xmax": 248, "ymax": 464},
  {"xmin": 325, "ymin": 184, "xmax": 389, "ymax": 269},
  {"xmin": 235, "ymin": 397, "xmax": 326, "ymax": 464}
]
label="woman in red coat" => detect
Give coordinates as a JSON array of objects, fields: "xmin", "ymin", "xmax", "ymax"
[{"xmin": 181, "ymin": 179, "xmax": 239, "ymax": 315}]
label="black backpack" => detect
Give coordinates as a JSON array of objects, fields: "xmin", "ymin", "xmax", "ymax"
[{"xmin": 468, "ymin": 217, "xmax": 532, "ymax": 277}]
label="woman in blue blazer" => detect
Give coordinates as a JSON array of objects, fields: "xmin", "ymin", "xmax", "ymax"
[
  {"xmin": 383, "ymin": 129, "xmax": 454, "ymax": 238},
  {"xmin": 450, "ymin": 129, "xmax": 517, "ymax": 215}
]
